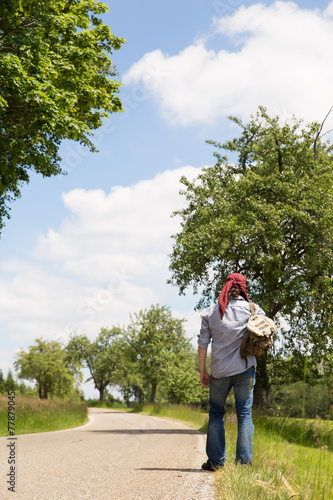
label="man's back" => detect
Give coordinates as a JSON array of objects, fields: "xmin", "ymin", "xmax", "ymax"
[{"xmin": 198, "ymin": 298, "xmax": 265, "ymax": 377}]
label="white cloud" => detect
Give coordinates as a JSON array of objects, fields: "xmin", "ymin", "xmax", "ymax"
[
  {"xmin": 0, "ymin": 166, "xmax": 202, "ymax": 345},
  {"xmin": 0, "ymin": 350, "xmax": 19, "ymax": 377},
  {"xmin": 123, "ymin": 1, "xmax": 333, "ymax": 126},
  {"xmin": 324, "ymin": 1, "xmax": 333, "ymax": 17},
  {"xmin": 35, "ymin": 167, "xmax": 200, "ymax": 285},
  {"xmin": 173, "ymin": 308, "xmax": 203, "ymax": 345}
]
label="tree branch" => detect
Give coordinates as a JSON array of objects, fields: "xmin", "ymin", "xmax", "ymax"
[
  {"xmin": 274, "ymin": 136, "xmax": 283, "ymax": 173},
  {"xmin": 240, "ymin": 122, "xmax": 262, "ymax": 170},
  {"xmin": 0, "ymin": 17, "xmax": 38, "ymax": 42},
  {"xmin": 314, "ymin": 106, "xmax": 333, "ymax": 161}
]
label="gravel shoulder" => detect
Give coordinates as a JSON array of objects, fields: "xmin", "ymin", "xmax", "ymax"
[{"xmin": 0, "ymin": 408, "xmax": 215, "ymax": 499}]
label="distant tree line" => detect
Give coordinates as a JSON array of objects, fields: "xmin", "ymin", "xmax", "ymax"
[
  {"xmin": 0, "ymin": 365, "xmax": 84, "ymax": 402},
  {"xmin": 12, "ymin": 305, "xmax": 207, "ymax": 406},
  {"xmin": 0, "ymin": 367, "xmax": 37, "ymax": 397}
]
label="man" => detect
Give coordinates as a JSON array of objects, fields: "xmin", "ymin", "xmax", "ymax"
[{"xmin": 198, "ymin": 272, "xmax": 265, "ymax": 471}]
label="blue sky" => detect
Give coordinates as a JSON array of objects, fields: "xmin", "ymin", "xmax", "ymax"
[{"xmin": 1, "ymin": 0, "xmax": 333, "ymax": 398}]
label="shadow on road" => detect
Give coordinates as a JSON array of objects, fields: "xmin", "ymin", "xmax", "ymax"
[
  {"xmin": 86, "ymin": 429, "xmax": 202, "ymax": 434},
  {"xmin": 135, "ymin": 468, "xmax": 205, "ymax": 473}
]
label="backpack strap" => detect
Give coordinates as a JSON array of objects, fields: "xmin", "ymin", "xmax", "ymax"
[{"xmin": 240, "ymin": 303, "xmax": 256, "ymax": 369}]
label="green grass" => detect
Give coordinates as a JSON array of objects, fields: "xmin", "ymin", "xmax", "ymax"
[
  {"xmin": 258, "ymin": 415, "xmax": 333, "ymax": 452},
  {"xmin": 131, "ymin": 403, "xmax": 209, "ymax": 432},
  {"xmin": 133, "ymin": 404, "xmax": 333, "ymax": 499},
  {"xmin": 0, "ymin": 396, "xmax": 88, "ymax": 436}
]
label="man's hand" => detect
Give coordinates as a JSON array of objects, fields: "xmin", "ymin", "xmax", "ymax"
[
  {"xmin": 198, "ymin": 346, "xmax": 210, "ymax": 387},
  {"xmin": 200, "ymin": 370, "xmax": 210, "ymax": 387}
]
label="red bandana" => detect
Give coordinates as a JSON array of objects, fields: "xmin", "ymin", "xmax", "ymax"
[{"xmin": 218, "ymin": 273, "xmax": 249, "ymax": 319}]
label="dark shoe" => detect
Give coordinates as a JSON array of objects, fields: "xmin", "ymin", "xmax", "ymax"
[{"xmin": 201, "ymin": 461, "xmax": 223, "ymax": 471}]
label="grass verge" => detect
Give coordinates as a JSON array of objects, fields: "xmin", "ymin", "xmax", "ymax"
[
  {"xmin": 258, "ymin": 415, "xmax": 333, "ymax": 452},
  {"xmin": 133, "ymin": 404, "xmax": 333, "ymax": 499},
  {"xmin": 215, "ymin": 413, "xmax": 333, "ymax": 500},
  {"xmin": 131, "ymin": 403, "xmax": 209, "ymax": 432},
  {"xmin": 0, "ymin": 396, "xmax": 88, "ymax": 436}
]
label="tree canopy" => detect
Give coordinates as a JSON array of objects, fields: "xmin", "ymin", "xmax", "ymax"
[
  {"xmin": 168, "ymin": 107, "xmax": 333, "ymax": 403},
  {"xmin": 14, "ymin": 338, "xmax": 75, "ymax": 398},
  {"xmin": 125, "ymin": 304, "xmax": 200, "ymax": 404},
  {"xmin": 66, "ymin": 327, "xmax": 123, "ymax": 401},
  {"xmin": 0, "ymin": 0, "xmax": 125, "ymax": 231}
]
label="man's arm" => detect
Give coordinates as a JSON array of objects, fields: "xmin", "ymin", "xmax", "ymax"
[{"xmin": 198, "ymin": 346, "xmax": 210, "ymax": 387}]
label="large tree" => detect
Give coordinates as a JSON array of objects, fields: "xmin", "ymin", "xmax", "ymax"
[
  {"xmin": 125, "ymin": 304, "xmax": 193, "ymax": 404},
  {"xmin": 14, "ymin": 338, "xmax": 75, "ymax": 398},
  {"xmin": 0, "ymin": 0, "xmax": 125, "ymax": 231},
  {"xmin": 66, "ymin": 327, "xmax": 123, "ymax": 401},
  {"xmin": 168, "ymin": 107, "xmax": 333, "ymax": 406}
]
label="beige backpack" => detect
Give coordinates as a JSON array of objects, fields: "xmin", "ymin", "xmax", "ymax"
[{"xmin": 240, "ymin": 302, "xmax": 275, "ymax": 366}]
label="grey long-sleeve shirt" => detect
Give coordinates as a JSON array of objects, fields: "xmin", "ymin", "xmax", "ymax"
[{"xmin": 198, "ymin": 297, "xmax": 265, "ymax": 378}]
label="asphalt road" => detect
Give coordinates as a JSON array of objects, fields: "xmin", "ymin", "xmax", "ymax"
[{"xmin": 0, "ymin": 408, "xmax": 215, "ymax": 499}]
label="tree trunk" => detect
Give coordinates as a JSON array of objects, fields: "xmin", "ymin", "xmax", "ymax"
[
  {"xmin": 253, "ymin": 357, "xmax": 269, "ymax": 410},
  {"xmin": 253, "ymin": 379, "xmax": 268, "ymax": 409},
  {"xmin": 99, "ymin": 386, "xmax": 105, "ymax": 401},
  {"xmin": 150, "ymin": 381, "xmax": 157, "ymax": 404},
  {"xmin": 39, "ymin": 383, "xmax": 48, "ymax": 399}
]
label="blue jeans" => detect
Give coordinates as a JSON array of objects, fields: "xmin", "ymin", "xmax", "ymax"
[{"xmin": 206, "ymin": 366, "xmax": 256, "ymax": 467}]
